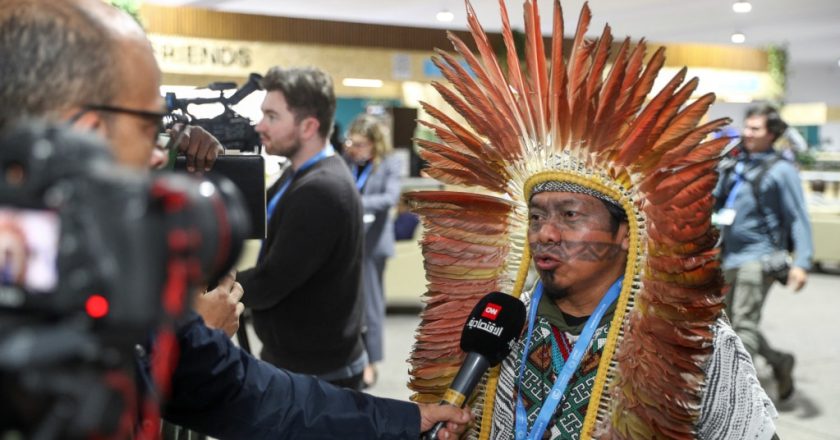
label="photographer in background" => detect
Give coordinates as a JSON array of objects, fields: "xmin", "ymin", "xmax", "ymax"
[
  {"xmin": 0, "ymin": 0, "xmax": 471, "ymax": 438},
  {"xmin": 713, "ymin": 104, "xmax": 814, "ymax": 402}
]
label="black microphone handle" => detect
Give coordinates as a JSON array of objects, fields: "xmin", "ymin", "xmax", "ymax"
[{"xmin": 422, "ymin": 352, "xmax": 490, "ymax": 440}]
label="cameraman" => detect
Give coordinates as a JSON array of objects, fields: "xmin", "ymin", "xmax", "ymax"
[{"xmin": 0, "ymin": 1, "xmax": 471, "ymax": 438}]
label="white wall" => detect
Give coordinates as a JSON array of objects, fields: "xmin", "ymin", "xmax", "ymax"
[
  {"xmin": 787, "ymin": 63, "xmax": 840, "ymax": 106},
  {"xmin": 786, "ymin": 63, "xmax": 840, "ymax": 150},
  {"xmin": 820, "ymin": 124, "xmax": 840, "ymax": 151},
  {"xmin": 703, "ymin": 64, "xmax": 840, "ymax": 150},
  {"xmin": 707, "ymin": 102, "xmax": 751, "ymax": 129}
]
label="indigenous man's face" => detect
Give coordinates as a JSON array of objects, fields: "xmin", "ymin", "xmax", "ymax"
[{"xmin": 528, "ymin": 191, "xmax": 628, "ymax": 298}]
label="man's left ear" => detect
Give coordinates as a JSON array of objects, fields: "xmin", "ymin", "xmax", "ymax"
[
  {"xmin": 63, "ymin": 108, "xmax": 108, "ymax": 137},
  {"xmin": 299, "ymin": 116, "xmax": 321, "ymax": 140},
  {"xmin": 619, "ymin": 223, "xmax": 630, "ymax": 251}
]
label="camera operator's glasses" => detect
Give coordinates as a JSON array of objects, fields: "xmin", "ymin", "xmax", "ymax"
[
  {"xmin": 344, "ymin": 139, "xmax": 373, "ymax": 149},
  {"xmin": 81, "ymin": 104, "xmax": 168, "ymax": 144}
]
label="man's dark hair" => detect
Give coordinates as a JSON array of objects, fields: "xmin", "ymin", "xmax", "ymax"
[
  {"xmin": 745, "ymin": 104, "xmax": 788, "ymax": 142},
  {"xmin": 260, "ymin": 67, "xmax": 336, "ymax": 140},
  {"xmin": 0, "ymin": 0, "xmax": 119, "ymax": 131}
]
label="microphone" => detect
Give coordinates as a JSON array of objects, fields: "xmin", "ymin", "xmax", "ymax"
[{"xmin": 422, "ymin": 292, "xmax": 526, "ymax": 439}]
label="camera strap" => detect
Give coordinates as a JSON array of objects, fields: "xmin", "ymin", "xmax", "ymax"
[
  {"xmin": 723, "ymin": 162, "xmax": 746, "ymax": 209},
  {"xmin": 748, "ymin": 154, "xmax": 790, "ymax": 252}
]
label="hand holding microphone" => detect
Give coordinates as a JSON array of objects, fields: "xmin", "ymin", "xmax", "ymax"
[{"xmin": 422, "ymin": 292, "xmax": 526, "ymax": 439}]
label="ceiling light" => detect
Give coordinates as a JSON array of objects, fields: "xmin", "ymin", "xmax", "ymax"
[
  {"xmin": 837, "ymin": 58, "xmax": 840, "ymax": 68},
  {"xmin": 436, "ymin": 10, "xmax": 454, "ymax": 22},
  {"xmin": 342, "ymin": 78, "xmax": 384, "ymax": 88},
  {"xmin": 730, "ymin": 32, "xmax": 746, "ymax": 44},
  {"xmin": 732, "ymin": 1, "xmax": 752, "ymax": 13}
]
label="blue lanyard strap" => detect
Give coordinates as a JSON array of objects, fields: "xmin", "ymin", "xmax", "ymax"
[
  {"xmin": 265, "ymin": 145, "xmax": 334, "ymax": 222},
  {"xmin": 352, "ymin": 162, "xmax": 373, "ymax": 191},
  {"xmin": 514, "ymin": 277, "xmax": 623, "ymax": 440},
  {"xmin": 260, "ymin": 145, "xmax": 334, "ymax": 261},
  {"xmin": 724, "ymin": 162, "xmax": 745, "ymax": 209}
]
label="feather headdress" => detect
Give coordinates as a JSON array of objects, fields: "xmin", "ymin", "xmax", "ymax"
[{"xmin": 407, "ymin": 1, "xmax": 730, "ymax": 438}]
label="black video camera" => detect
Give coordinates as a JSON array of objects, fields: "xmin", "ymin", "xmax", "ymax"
[
  {"xmin": 0, "ymin": 122, "xmax": 249, "ymax": 438},
  {"xmin": 164, "ymin": 73, "xmax": 263, "ymax": 153},
  {"xmin": 165, "ymin": 73, "xmax": 267, "ymax": 239}
]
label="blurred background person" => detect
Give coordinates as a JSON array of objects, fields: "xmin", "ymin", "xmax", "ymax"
[
  {"xmin": 343, "ymin": 114, "xmax": 403, "ymax": 388},
  {"xmin": 713, "ymin": 104, "xmax": 814, "ymax": 402}
]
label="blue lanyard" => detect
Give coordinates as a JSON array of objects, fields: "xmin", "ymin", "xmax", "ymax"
[
  {"xmin": 514, "ymin": 277, "xmax": 623, "ymax": 440},
  {"xmin": 352, "ymin": 162, "xmax": 373, "ymax": 191},
  {"xmin": 259, "ymin": 145, "xmax": 333, "ymax": 262},
  {"xmin": 724, "ymin": 162, "xmax": 745, "ymax": 209},
  {"xmin": 265, "ymin": 145, "xmax": 334, "ymax": 223}
]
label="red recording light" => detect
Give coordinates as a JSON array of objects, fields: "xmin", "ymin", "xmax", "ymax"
[{"xmin": 85, "ymin": 294, "xmax": 109, "ymax": 319}]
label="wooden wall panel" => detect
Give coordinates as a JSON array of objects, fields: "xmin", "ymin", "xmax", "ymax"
[{"xmin": 141, "ymin": 5, "xmax": 765, "ymax": 71}]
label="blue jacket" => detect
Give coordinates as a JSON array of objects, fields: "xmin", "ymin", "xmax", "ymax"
[
  {"xmin": 713, "ymin": 151, "xmax": 813, "ymax": 271},
  {"xmin": 155, "ymin": 313, "xmax": 421, "ymax": 439}
]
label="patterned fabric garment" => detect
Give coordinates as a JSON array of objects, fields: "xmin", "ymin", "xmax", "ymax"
[
  {"xmin": 695, "ymin": 319, "xmax": 778, "ymax": 440},
  {"xmin": 490, "ymin": 311, "xmax": 779, "ymax": 440},
  {"xmin": 494, "ymin": 316, "xmax": 611, "ymax": 440}
]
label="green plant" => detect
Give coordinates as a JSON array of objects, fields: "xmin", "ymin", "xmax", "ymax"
[
  {"xmin": 795, "ymin": 150, "xmax": 817, "ymax": 169},
  {"xmin": 106, "ymin": 0, "xmax": 143, "ymax": 27},
  {"xmin": 767, "ymin": 44, "xmax": 788, "ymax": 106}
]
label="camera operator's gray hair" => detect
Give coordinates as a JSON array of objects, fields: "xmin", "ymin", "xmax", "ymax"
[
  {"xmin": 0, "ymin": 0, "xmax": 120, "ymax": 131},
  {"xmin": 261, "ymin": 66, "xmax": 336, "ymax": 140}
]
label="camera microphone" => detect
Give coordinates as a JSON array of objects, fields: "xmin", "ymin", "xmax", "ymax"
[{"xmin": 422, "ymin": 291, "xmax": 526, "ymax": 440}]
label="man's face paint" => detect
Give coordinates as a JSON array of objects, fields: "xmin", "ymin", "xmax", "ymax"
[{"xmin": 528, "ymin": 191, "xmax": 628, "ymax": 301}]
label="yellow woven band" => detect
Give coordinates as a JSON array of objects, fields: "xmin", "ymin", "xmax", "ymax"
[{"xmin": 442, "ymin": 389, "xmax": 466, "ymax": 407}]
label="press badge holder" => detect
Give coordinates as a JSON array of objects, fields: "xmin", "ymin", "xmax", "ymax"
[{"xmin": 712, "ymin": 208, "xmax": 736, "ymax": 226}]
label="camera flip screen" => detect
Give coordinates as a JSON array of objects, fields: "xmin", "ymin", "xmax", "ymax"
[{"xmin": 0, "ymin": 208, "xmax": 60, "ymax": 293}]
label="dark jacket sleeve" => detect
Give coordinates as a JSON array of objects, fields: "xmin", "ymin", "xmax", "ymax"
[{"xmin": 162, "ymin": 314, "xmax": 421, "ymax": 439}]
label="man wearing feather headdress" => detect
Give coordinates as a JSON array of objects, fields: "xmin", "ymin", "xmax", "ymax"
[
  {"xmin": 407, "ymin": 1, "xmax": 781, "ymax": 438},
  {"xmin": 483, "ymin": 181, "xmax": 778, "ymax": 440}
]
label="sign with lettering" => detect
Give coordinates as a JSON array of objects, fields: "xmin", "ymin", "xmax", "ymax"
[{"xmin": 149, "ymin": 34, "xmax": 268, "ymax": 76}]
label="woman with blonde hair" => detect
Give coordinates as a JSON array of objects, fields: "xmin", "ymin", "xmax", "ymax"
[{"xmin": 343, "ymin": 113, "xmax": 404, "ymax": 388}]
